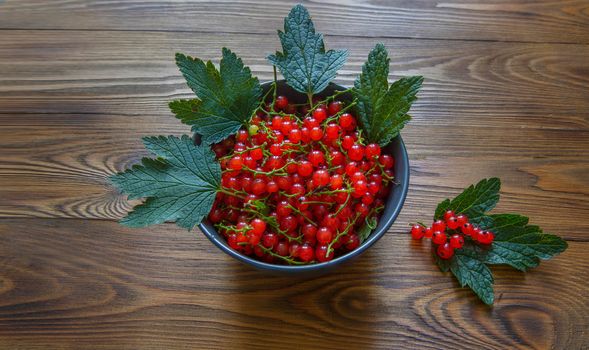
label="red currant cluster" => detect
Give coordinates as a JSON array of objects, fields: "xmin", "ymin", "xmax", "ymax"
[
  {"xmin": 411, "ymin": 210, "xmax": 495, "ymax": 260},
  {"xmin": 207, "ymin": 94, "xmax": 394, "ymax": 265}
]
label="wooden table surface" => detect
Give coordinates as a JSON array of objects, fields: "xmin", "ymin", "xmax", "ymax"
[{"xmin": 1, "ymin": 1, "xmax": 588, "ymax": 349}]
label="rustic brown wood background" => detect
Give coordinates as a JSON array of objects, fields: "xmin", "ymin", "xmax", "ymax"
[{"xmin": 1, "ymin": 0, "xmax": 588, "ymax": 349}]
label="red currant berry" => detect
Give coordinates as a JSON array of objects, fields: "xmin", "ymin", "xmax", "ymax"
[
  {"xmin": 432, "ymin": 220, "xmax": 446, "ymax": 232},
  {"xmin": 315, "ymin": 245, "xmax": 334, "ymax": 262},
  {"xmin": 349, "ymin": 144, "xmax": 365, "ymax": 161},
  {"xmin": 271, "ymin": 116, "xmax": 283, "ymax": 130},
  {"xmin": 313, "ymin": 169, "xmax": 330, "ymax": 187},
  {"xmin": 411, "ymin": 224, "xmax": 425, "ymax": 240},
  {"xmin": 471, "ymin": 226, "xmax": 482, "ymax": 241},
  {"xmin": 297, "ymin": 160, "xmax": 313, "ymax": 177},
  {"xmin": 310, "ymin": 126, "xmax": 323, "ymax": 141},
  {"xmin": 308, "ymin": 150, "xmax": 325, "ymax": 167},
  {"xmin": 339, "ymin": 113, "xmax": 355, "ymax": 130},
  {"xmin": 328, "ymin": 101, "xmax": 343, "ymax": 116},
  {"xmin": 437, "ymin": 242, "xmax": 455, "ymax": 260},
  {"xmin": 446, "ymin": 216, "xmax": 460, "ymax": 230},
  {"xmin": 378, "ymin": 154, "xmax": 394, "ymax": 169},
  {"xmin": 345, "ymin": 233, "xmax": 360, "ymax": 250},
  {"xmin": 325, "ymin": 123, "xmax": 340, "ymax": 140},
  {"xmin": 302, "ymin": 224, "xmax": 318, "ymax": 241},
  {"xmin": 276, "ymin": 241, "xmax": 290, "ymax": 256},
  {"xmin": 450, "ymin": 234, "xmax": 464, "ymax": 249},
  {"xmin": 275, "ymin": 95, "xmax": 289, "ymax": 110},
  {"xmin": 456, "ymin": 214, "xmax": 468, "ymax": 226},
  {"xmin": 266, "ymin": 180, "xmax": 279, "ymax": 193},
  {"xmin": 365, "ymin": 143, "xmax": 381, "ymax": 158},
  {"xmin": 461, "ymin": 222, "xmax": 474, "ymax": 236},
  {"xmin": 329, "ymin": 150, "xmax": 344, "ymax": 166},
  {"xmin": 443, "ymin": 210, "xmax": 455, "ymax": 221},
  {"xmin": 316, "ymin": 227, "xmax": 333, "ymax": 244},
  {"xmin": 279, "ymin": 215, "xmax": 298, "ymax": 232},
  {"xmin": 478, "ymin": 230, "xmax": 495, "ymax": 244},
  {"xmin": 228, "ymin": 155, "xmax": 243, "ymax": 170},
  {"xmin": 299, "ymin": 244, "xmax": 314, "ymax": 262},
  {"xmin": 330, "ymin": 174, "xmax": 343, "ymax": 189},
  {"xmin": 341, "ymin": 135, "xmax": 354, "ymax": 150},
  {"xmin": 432, "ymin": 231, "xmax": 447, "ymax": 245},
  {"xmin": 289, "ymin": 128, "xmax": 302, "ymax": 143},
  {"xmin": 262, "ymin": 233, "xmax": 278, "ymax": 248},
  {"xmin": 312, "ymin": 107, "xmax": 327, "ymax": 122},
  {"xmin": 303, "ymin": 117, "xmax": 318, "ymax": 128},
  {"xmin": 424, "ymin": 227, "xmax": 434, "ymax": 239},
  {"xmin": 236, "ymin": 129, "xmax": 248, "ymax": 143}
]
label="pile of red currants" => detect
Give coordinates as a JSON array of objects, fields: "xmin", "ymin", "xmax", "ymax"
[
  {"xmin": 207, "ymin": 94, "xmax": 395, "ymax": 265},
  {"xmin": 411, "ymin": 210, "xmax": 495, "ymax": 259}
]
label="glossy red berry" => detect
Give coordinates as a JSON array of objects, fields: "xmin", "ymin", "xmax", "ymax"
[
  {"xmin": 450, "ymin": 234, "xmax": 464, "ymax": 249},
  {"xmin": 424, "ymin": 227, "xmax": 434, "ymax": 239},
  {"xmin": 228, "ymin": 155, "xmax": 243, "ymax": 170},
  {"xmin": 325, "ymin": 123, "xmax": 340, "ymax": 140},
  {"xmin": 461, "ymin": 222, "xmax": 474, "ymax": 236},
  {"xmin": 275, "ymin": 95, "xmax": 289, "ymax": 110},
  {"xmin": 339, "ymin": 113, "xmax": 355, "ymax": 130},
  {"xmin": 478, "ymin": 230, "xmax": 495, "ymax": 244},
  {"xmin": 446, "ymin": 216, "xmax": 460, "ymax": 230},
  {"xmin": 411, "ymin": 224, "xmax": 425, "ymax": 240},
  {"xmin": 432, "ymin": 231, "xmax": 447, "ymax": 245},
  {"xmin": 313, "ymin": 169, "xmax": 330, "ymax": 187},
  {"xmin": 456, "ymin": 214, "xmax": 468, "ymax": 226},
  {"xmin": 432, "ymin": 220, "xmax": 446, "ymax": 232},
  {"xmin": 365, "ymin": 143, "xmax": 381, "ymax": 158},
  {"xmin": 308, "ymin": 150, "xmax": 325, "ymax": 167},
  {"xmin": 297, "ymin": 160, "xmax": 313, "ymax": 177},
  {"xmin": 315, "ymin": 245, "xmax": 334, "ymax": 262},
  {"xmin": 312, "ymin": 107, "xmax": 327, "ymax": 122},
  {"xmin": 262, "ymin": 233, "xmax": 277, "ymax": 248},
  {"xmin": 349, "ymin": 144, "xmax": 365, "ymax": 161},
  {"xmin": 437, "ymin": 242, "xmax": 455, "ymax": 260},
  {"xmin": 316, "ymin": 227, "xmax": 333, "ymax": 244},
  {"xmin": 310, "ymin": 126, "xmax": 323, "ymax": 141},
  {"xmin": 299, "ymin": 244, "xmax": 314, "ymax": 262},
  {"xmin": 328, "ymin": 101, "xmax": 343, "ymax": 116},
  {"xmin": 443, "ymin": 210, "xmax": 455, "ymax": 221},
  {"xmin": 378, "ymin": 154, "xmax": 394, "ymax": 169}
]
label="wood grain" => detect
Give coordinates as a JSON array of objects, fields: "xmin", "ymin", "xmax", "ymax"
[
  {"xmin": 0, "ymin": 219, "xmax": 587, "ymax": 349},
  {"xmin": 1, "ymin": 0, "xmax": 588, "ymax": 348},
  {"xmin": 0, "ymin": 0, "xmax": 588, "ymax": 44}
]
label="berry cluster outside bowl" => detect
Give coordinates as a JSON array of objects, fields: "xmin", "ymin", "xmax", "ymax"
[{"xmin": 198, "ymin": 80, "xmax": 410, "ymax": 276}]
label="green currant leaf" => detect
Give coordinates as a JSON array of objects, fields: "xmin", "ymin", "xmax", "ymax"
[
  {"xmin": 267, "ymin": 4, "xmax": 348, "ymax": 96},
  {"xmin": 353, "ymin": 43, "xmax": 423, "ymax": 147},
  {"xmin": 357, "ymin": 216, "xmax": 378, "ymax": 244},
  {"xmin": 109, "ymin": 135, "xmax": 221, "ymax": 230},
  {"xmin": 173, "ymin": 48, "xmax": 262, "ymax": 144},
  {"xmin": 434, "ymin": 178, "xmax": 500, "ymax": 221},
  {"xmin": 449, "ymin": 249, "xmax": 495, "ymax": 305},
  {"xmin": 480, "ymin": 214, "xmax": 568, "ymax": 271}
]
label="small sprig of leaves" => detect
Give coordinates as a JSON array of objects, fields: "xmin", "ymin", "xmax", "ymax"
[
  {"xmin": 172, "ymin": 48, "xmax": 262, "ymax": 145},
  {"xmin": 429, "ymin": 178, "xmax": 567, "ymax": 305},
  {"xmin": 109, "ymin": 135, "xmax": 220, "ymax": 229},
  {"xmin": 268, "ymin": 4, "xmax": 348, "ymax": 105},
  {"xmin": 353, "ymin": 44, "xmax": 423, "ymax": 147}
]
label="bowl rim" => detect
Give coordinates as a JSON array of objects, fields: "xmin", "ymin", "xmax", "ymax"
[{"xmin": 198, "ymin": 81, "xmax": 410, "ymax": 272}]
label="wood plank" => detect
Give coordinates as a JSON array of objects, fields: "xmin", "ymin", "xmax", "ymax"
[
  {"xmin": 0, "ymin": 0, "xmax": 588, "ymax": 44},
  {"xmin": 0, "ymin": 113, "xmax": 587, "ymax": 242},
  {"xmin": 0, "ymin": 30, "xmax": 588, "ymax": 120},
  {"xmin": 0, "ymin": 218, "xmax": 586, "ymax": 349}
]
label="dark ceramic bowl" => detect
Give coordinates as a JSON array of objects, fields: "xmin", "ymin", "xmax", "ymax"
[{"xmin": 198, "ymin": 81, "xmax": 409, "ymax": 275}]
